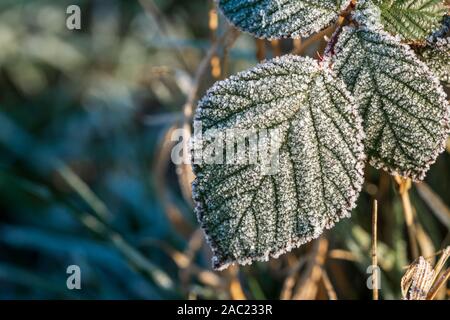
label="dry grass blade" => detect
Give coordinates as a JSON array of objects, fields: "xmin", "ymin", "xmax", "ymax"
[
  {"xmin": 292, "ymin": 238, "xmax": 328, "ymax": 300},
  {"xmin": 401, "ymin": 257, "xmax": 434, "ymax": 300},
  {"xmin": 394, "ymin": 176, "xmax": 419, "ymax": 260},
  {"xmin": 228, "ymin": 266, "xmax": 247, "ymax": 300},
  {"xmin": 415, "ymin": 223, "xmax": 436, "ymax": 265},
  {"xmin": 430, "ymin": 247, "xmax": 450, "ymax": 285},
  {"xmin": 427, "ymin": 268, "xmax": 450, "ymax": 300},
  {"xmin": 401, "ymin": 247, "xmax": 450, "ymax": 300},
  {"xmin": 280, "ymin": 256, "xmax": 308, "ymax": 300},
  {"xmin": 415, "ymin": 182, "xmax": 450, "ymax": 230},
  {"xmin": 371, "ymin": 200, "xmax": 379, "ymax": 300},
  {"xmin": 142, "ymin": 238, "xmax": 224, "ymax": 290},
  {"xmin": 321, "ymin": 268, "xmax": 337, "ymax": 300},
  {"xmin": 328, "ymin": 249, "xmax": 359, "ymax": 262}
]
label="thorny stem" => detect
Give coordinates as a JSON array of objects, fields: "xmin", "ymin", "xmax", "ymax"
[
  {"xmin": 293, "ymin": 1, "xmax": 357, "ymax": 58},
  {"xmin": 323, "ymin": 1, "xmax": 356, "ymax": 58}
]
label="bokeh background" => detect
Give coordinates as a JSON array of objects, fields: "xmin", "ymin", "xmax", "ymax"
[{"xmin": 0, "ymin": 0, "xmax": 449, "ymax": 299}]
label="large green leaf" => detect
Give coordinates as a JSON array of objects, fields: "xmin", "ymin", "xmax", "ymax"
[
  {"xmin": 330, "ymin": 26, "xmax": 449, "ymax": 180},
  {"xmin": 192, "ymin": 55, "xmax": 365, "ymax": 269},
  {"xmin": 373, "ymin": 0, "xmax": 447, "ymax": 41},
  {"xmin": 217, "ymin": 0, "xmax": 351, "ymax": 39}
]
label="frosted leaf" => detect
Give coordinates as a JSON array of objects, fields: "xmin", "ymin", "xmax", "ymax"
[
  {"xmin": 372, "ymin": 0, "xmax": 447, "ymax": 41},
  {"xmin": 427, "ymin": 15, "xmax": 450, "ymax": 43},
  {"xmin": 217, "ymin": 0, "xmax": 351, "ymax": 39},
  {"xmin": 192, "ymin": 55, "xmax": 365, "ymax": 270},
  {"xmin": 352, "ymin": 0, "xmax": 384, "ymax": 31},
  {"xmin": 417, "ymin": 38, "xmax": 450, "ymax": 85},
  {"xmin": 330, "ymin": 27, "xmax": 450, "ymax": 180}
]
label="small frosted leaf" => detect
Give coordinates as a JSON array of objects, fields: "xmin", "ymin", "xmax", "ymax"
[
  {"xmin": 217, "ymin": 0, "xmax": 351, "ymax": 39},
  {"xmin": 428, "ymin": 15, "xmax": 450, "ymax": 42},
  {"xmin": 330, "ymin": 27, "xmax": 450, "ymax": 180},
  {"xmin": 352, "ymin": 0, "xmax": 384, "ymax": 31},
  {"xmin": 372, "ymin": 0, "xmax": 447, "ymax": 41},
  {"xmin": 417, "ymin": 38, "xmax": 450, "ymax": 85},
  {"xmin": 192, "ymin": 55, "xmax": 365, "ymax": 270}
]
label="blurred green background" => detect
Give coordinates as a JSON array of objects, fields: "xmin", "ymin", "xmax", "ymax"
[{"xmin": 0, "ymin": 0, "xmax": 448, "ymax": 300}]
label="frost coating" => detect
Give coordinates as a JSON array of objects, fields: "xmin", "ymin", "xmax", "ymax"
[
  {"xmin": 217, "ymin": 0, "xmax": 351, "ymax": 39},
  {"xmin": 372, "ymin": 0, "xmax": 447, "ymax": 41},
  {"xmin": 428, "ymin": 15, "xmax": 450, "ymax": 43},
  {"xmin": 331, "ymin": 27, "xmax": 450, "ymax": 180},
  {"xmin": 418, "ymin": 38, "xmax": 450, "ymax": 85},
  {"xmin": 352, "ymin": 0, "xmax": 383, "ymax": 31},
  {"xmin": 192, "ymin": 55, "xmax": 365, "ymax": 270}
]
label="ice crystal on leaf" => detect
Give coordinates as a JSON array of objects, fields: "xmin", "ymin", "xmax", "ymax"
[
  {"xmin": 217, "ymin": 0, "xmax": 351, "ymax": 39},
  {"xmin": 371, "ymin": 0, "xmax": 447, "ymax": 42},
  {"xmin": 417, "ymin": 38, "xmax": 450, "ymax": 85},
  {"xmin": 192, "ymin": 55, "xmax": 365, "ymax": 270},
  {"xmin": 192, "ymin": 0, "xmax": 450, "ymax": 269},
  {"xmin": 352, "ymin": 0, "xmax": 384, "ymax": 31},
  {"xmin": 427, "ymin": 15, "xmax": 450, "ymax": 43},
  {"xmin": 330, "ymin": 27, "xmax": 450, "ymax": 180}
]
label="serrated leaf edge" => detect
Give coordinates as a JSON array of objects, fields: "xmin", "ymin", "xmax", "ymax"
[
  {"xmin": 215, "ymin": 0, "xmax": 352, "ymax": 40},
  {"xmin": 328, "ymin": 26, "xmax": 450, "ymax": 181},
  {"xmin": 192, "ymin": 55, "xmax": 366, "ymax": 270}
]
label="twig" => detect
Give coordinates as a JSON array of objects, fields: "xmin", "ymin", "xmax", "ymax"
[
  {"xmin": 292, "ymin": 27, "xmax": 332, "ymax": 55},
  {"xmin": 280, "ymin": 256, "xmax": 308, "ymax": 299},
  {"xmin": 430, "ymin": 247, "xmax": 450, "ymax": 285},
  {"xmin": 404, "ymin": 248, "xmax": 449, "ymax": 269},
  {"xmin": 394, "ymin": 176, "xmax": 419, "ymax": 260},
  {"xmin": 415, "ymin": 223, "xmax": 436, "ymax": 265},
  {"xmin": 321, "ymin": 268, "xmax": 338, "ymax": 300},
  {"xmin": 209, "ymin": 3, "xmax": 221, "ymax": 78},
  {"xmin": 427, "ymin": 268, "xmax": 450, "ymax": 300},
  {"xmin": 138, "ymin": 0, "xmax": 192, "ymax": 72},
  {"xmin": 228, "ymin": 266, "xmax": 247, "ymax": 300},
  {"xmin": 401, "ymin": 247, "xmax": 450, "ymax": 300},
  {"xmin": 271, "ymin": 39, "xmax": 282, "ymax": 57},
  {"xmin": 293, "ymin": 39, "xmax": 302, "ymax": 53},
  {"xmin": 178, "ymin": 26, "xmax": 239, "ymax": 207},
  {"xmin": 153, "ymin": 125, "xmax": 194, "ymax": 238},
  {"xmin": 371, "ymin": 199, "xmax": 379, "ymax": 300},
  {"xmin": 256, "ymin": 39, "xmax": 266, "ymax": 61},
  {"xmin": 328, "ymin": 249, "xmax": 359, "ymax": 262},
  {"xmin": 292, "ymin": 238, "xmax": 329, "ymax": 299},
  {"xmin": 142, "ymin": 238, "xmax": 224, "ymax": 290}
]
